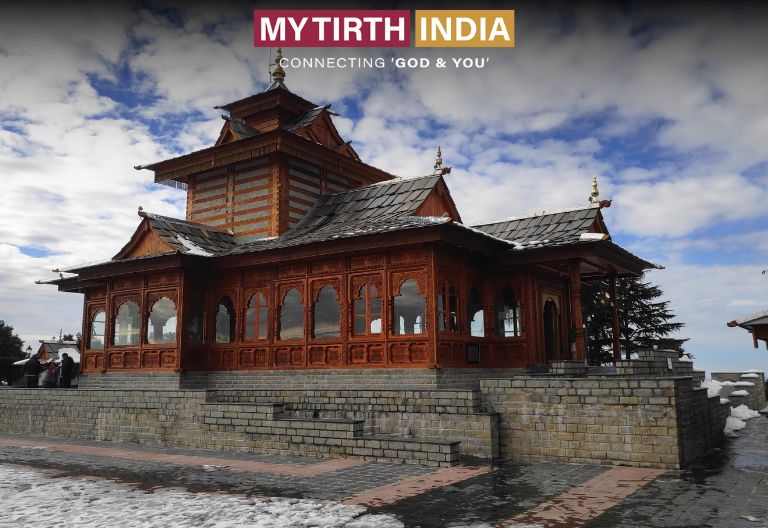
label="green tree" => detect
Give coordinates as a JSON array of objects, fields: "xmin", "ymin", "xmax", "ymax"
[
  {"xmin": 582, "ymin": 275, "xmax": 685, "ymax": 364},
  {"xmin": 0, "ymin": 320, "xmax": 24, "ymax": 359},
  {"xmin": 62, "ymin": 332, "xmax": 81, "ymax": 342},
  {"xmin": 0, "ymin": 320, "xmax": 25, "ymax": 385}
]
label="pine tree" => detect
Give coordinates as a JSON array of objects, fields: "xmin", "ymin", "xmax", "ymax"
[
  {"xmin": 0, "ymin": 320, "xmax": 24, "ymax": 359},
  {"xmin": 0, "ymin": 320, "xmax": 25, "ymax": 385},
  {"xmin": 582, "ymin": 275, "xmax": 685, "ymax": 364}
]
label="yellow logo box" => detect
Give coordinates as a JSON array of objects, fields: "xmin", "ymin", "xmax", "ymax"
[{"xmin": 415, "ymin": 10, "xmax": 515, "ymax": 47}]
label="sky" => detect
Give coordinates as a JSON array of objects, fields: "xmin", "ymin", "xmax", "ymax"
[{"xmin": 0, "ymin": 1, "xmax": 766, "ymax": 374}]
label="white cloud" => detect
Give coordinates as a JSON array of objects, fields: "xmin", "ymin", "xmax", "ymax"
[{"xmin": 614, "ymin": 173, "xmax": 768, "ymax": 237}]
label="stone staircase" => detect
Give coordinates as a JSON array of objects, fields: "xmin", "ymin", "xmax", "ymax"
[{"xmin": 200, "ymin": 389, "xmax": 499, "ymax": 467}]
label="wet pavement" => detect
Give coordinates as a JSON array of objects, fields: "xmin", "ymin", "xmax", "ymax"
[{"xmin": 0, "ymin": 415, "xmax": 766, "ymax": 527}]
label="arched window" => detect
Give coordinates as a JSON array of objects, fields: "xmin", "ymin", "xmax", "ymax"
[
  {"xmin": 89, "ymin": 309, "xmax": 106, "ymax": 349},
  {"xmin": 279, "ymin": 289, "xmax": 304, "ymax": 340},
  {"xmin": 496, "ymin": 287, "xmax": 522, "ymax": 337},
  {"xmin": 313, "ymin": 285, "xmax": 340, "ymax": 338},
  {"xmin": 468, "ymin": 287, "xmax": 484, "ymax": 337},
  {"xmin": 437, "ymin": 282, "xmax": 459, "ymax": 333},
  {"xmin": 354, "ymin": 284, "xmax": 382, "ymax": 336},
  {"xmin": 114, "ymin": 301, "xmax": 140, "ymax": 346},
  {"xmin": 392, "ymin": 279, "xmax": 425, "ymax": 335},
  {"xmin": 245, "ymin": 292, "xmax": 268, "ymax": 341},
  {"xmin": 147, "ymin": 297, "xmax": 177, "ymax": 344},
  {"xmin": 214, "ymin": 296, "xmax": 235, "ymax": 343},
  {"xmin": 187, "ymin": 298, "xmax": 204, "ymax": 343}
]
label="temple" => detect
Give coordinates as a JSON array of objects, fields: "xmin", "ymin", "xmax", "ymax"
[{"xmin": 42, "ymin": 50, "xmax": 654, "ymax": 389}]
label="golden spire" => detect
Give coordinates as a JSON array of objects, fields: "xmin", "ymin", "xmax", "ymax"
[
  {"xmin": 589, "ymin": 175, "xmax": 599, "ymax": 204},
  {"xmin": 433, "ymin": 145, "xmax": 442, "ymax": 175},
  {"xmin": 272, "ymin": 47, "xmax": 285, "ymax": 83}
]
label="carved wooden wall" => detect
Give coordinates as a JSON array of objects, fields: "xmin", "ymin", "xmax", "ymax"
[
  {"xmin": 80, "ymin": 243, "xmax": 581, "ymax": 374},
  {"xmin": 81, "ymin": 271, "xmax": 182, "ymax": 373}
]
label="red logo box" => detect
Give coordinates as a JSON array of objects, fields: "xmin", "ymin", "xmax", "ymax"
[{"xmin": 254, "ymin": 10, "xmax": 411, "ymax": 47}]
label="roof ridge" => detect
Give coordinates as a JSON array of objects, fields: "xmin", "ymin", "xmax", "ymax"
[
  {"xmin": 140, "ymin": 212, "xmax": 234, "ymax": 235},
  {"xmin": 324, "ymin": 173, "xmax": 441, "ymax": 198},
  {"xmin": 470, "ymin": 203, "xmax": 599, "ymax": 228}
]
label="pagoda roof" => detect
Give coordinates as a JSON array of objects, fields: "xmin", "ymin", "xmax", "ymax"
[
  {"xmin": 50, "ymin": 173, "xmax": 657, "ymax": 283},
  {"xmin": 470, "ymin": 204, "xmax": 609, "ymax": 250},
  {"xmin": 728, "ymin": 310, "xmax": 768, "ymax": 328}
]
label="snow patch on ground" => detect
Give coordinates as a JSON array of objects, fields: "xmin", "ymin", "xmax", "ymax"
[
  {"xmin": 0, "ymin": 464, "xmax": 404, "ymax": 528},
  {"xmin": 700, "ymin": 379, "xmax": 735, "ymax": 397},
  {"xmin": 724, "ymin": 404, "xmax": 761, "ymax": 437},
  {"xmin": 724, "ymin": 416, "xmax": 746, "ymax": 437},
  {"xmin": 731, "ymin": 405, "xmax": 761, "ymax": 420}
]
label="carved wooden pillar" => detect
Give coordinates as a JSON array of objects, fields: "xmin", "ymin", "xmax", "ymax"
[
  {"xmin": 608, "ymin": 275, "xmax": 621, "ymax": 362},
  {"xmin": 569, "ymin": 259, "xmax": 585, "ymax": 361}
]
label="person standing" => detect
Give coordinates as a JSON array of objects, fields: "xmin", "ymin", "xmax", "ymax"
[
  {"xmin": 60, "ymin": 353, "xmax": 75, "ymax": 388},
  {"xmin": 23, "ymin": 356, "xmax": 42, "ymax": 388}
]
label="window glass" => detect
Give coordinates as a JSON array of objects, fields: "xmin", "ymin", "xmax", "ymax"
[
  {"xmin": 114, "ymin": 301, "xmax": 140, "ymax": 346},
  {"xmin": 496, "ymin": 287, "xmax": 522, "ymax": 337},
  {"xmin": 245, "ymin": 295, "xmax": 256, "ymax": 341},
  {"xmin": 147, "ymin": 297, "xmax": 177, "ymax": 344},
  {"xmin": 244, "ymin": 293, "xmax": 268, "ymax": 341},
  {"xmin": 354, "ymin": 284, "xmax": 382, "ymax": 336},
  {"xmin": 188, "ymin": 298, "xmax": 204, "ymax": 343},
  {"xmin": 279, "ymin": 289, "xmax": 304, "ymax": 340},
  {"xmin": 89, "ymin": 309, "xmax": 105, "ymax": 349},
  {"xmin": 392, "ymin": 279, "xmax": 425, "ymax": 335},
  {"xmin": 214, "ymin": 296, "xmax": 235, "ymax": 343},
  {"xmin": 468, "ymin": 287, "xmax": 484, "ymax": 337},
  {"xmin": 313, "ymin": 285, "xmax": 340, "ymax": 338},
  {"xmin": 448, "ymin": 285, "xmax": 458, "ymax": 332}
]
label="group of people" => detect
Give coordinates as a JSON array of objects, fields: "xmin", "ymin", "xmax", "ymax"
[{"xmin": 22, "ymin": 353, "xmax": 76, "ymax": 388}]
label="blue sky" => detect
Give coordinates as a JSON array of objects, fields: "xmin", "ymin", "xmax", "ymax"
[{"xmin": 0, "ymin": 2, "xmax": 766, "ymax": 374}]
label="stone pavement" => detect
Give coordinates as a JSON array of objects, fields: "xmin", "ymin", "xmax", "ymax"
[{"xmin": 0, "ymin": 414, "xmax": 766, "ymax": 527}]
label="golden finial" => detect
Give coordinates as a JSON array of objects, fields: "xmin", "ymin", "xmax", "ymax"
[
  {"xmin": 589, "ymin": 175, "xmax": 599, "ymax": 204},
  {"xmin": 433, "ymin": 145, "xmax": 442, "ymax": 175},
  {"xmin": 272, "ymin": 47, "xmax": 285, "ymax": 82}
]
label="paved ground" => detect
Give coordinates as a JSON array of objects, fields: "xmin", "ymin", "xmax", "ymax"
[{"xmin": 1, "ymin": 415, "xmax": 766, "ymax": 527}]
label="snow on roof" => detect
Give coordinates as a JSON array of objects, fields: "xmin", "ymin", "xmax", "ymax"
[{"xmin": 176, "ymin": 235, "xmax": 214, "ymax": 257}]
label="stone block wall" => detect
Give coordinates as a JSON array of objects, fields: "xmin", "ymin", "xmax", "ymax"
[
  {"xmin": 479, "ymin": 376, "xmax": 726, "ymax": 470},
  {"xmin": 0, "ymin": 388, "xmax": 491, "ymax": 465},
  {"xmin": 79, "ymin": 368, "xmax": 525, "ymax": 391},
  {"xmin": 675, "ymin": 381, "xmax": 720, "ymax": 466}
]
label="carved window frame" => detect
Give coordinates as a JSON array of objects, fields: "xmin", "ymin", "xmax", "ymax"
[
  {"xmin": 495, "ymin": 285, "xmax": 523, "ymax": 338},
  {"xmin": 213, "ymin": 294, "xmax": 236, "ymax": 344},
  {"xmin": 437, "ymin": 275, "xmax": 460, "ymax": 334},
  {"xmin": 145, "ymin": 295, "xmax": 178, "ymax": 346},
  {"xmin": 390, "ymin": 272, "xmax": 427, "ymax": 336},
  {"xmin": 310, "ymin": 279, "xmax": 342, "ymax": 340},
  {"xmin": 112, "ymin": 295, "xmax": 141, "ymax": 347},
  {"xmin": 243, "ymin": 286, "xmax": 270, "ymax": 342},
  {"xmin": 350, "ymin": 274, "xmax": 384, "ymax": 338},
  {"xmin": 88, "ymin": 305, "xmax": 106, "ymax": 350},
  {"xmin": 277, "ymin": 282, "xmax": 305, "ymax": 342}
]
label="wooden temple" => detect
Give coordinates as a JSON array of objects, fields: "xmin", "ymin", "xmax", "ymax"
[{"xmin": 43, "ymin": 51, "xmax": 654, "ymax": 377}]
